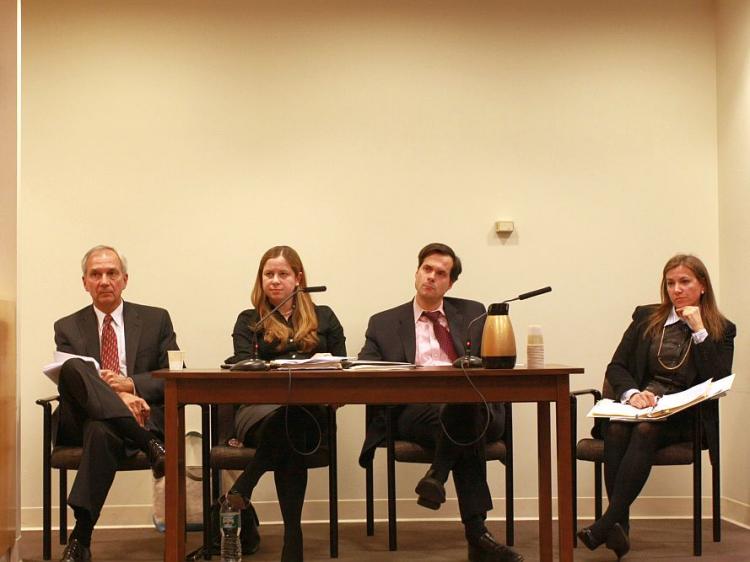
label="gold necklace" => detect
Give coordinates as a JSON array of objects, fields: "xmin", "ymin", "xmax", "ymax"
[{"xmin": 656, "ymin": 324, "xmax": 692, "ymax": 370}]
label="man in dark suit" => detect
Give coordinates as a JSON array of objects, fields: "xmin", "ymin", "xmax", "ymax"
[
  {"xmin": 358, "ymin": 243, "xmax": 523, "ymax": 562},
  {"xmin": 53, "ymin": 245, "xmax": 179, "ymax": 562}
]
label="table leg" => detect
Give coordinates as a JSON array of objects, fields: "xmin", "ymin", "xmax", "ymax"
[
  {"xmin": 537, "ymin": 402, "xmax": 552, "ymax": 562},
  {"xmin": 164, "ymin": 380, "xmax": 185, "ymax": 562},
  {"xmin": 556, "ymin": 377, "xmax": 574, "ymax": 562}
]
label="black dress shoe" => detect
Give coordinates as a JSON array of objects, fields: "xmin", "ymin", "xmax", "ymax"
[
  {"xmin": 146, "ymin": 439, "xmax": 166, "ymax": 479},
  {"xmin": 468, "ymin": 531, "xmax": 524, "ymax": 562},
  {"xmin": 415, "ymin": 469, "xmax": 446, "ymax": 510},
  {"xmin": 576, "ymin": 526, "xmax": 604, "ymax": 551},
  {"xmin": 605, "ymin": 523, "xmax": 630, "ymax": 560},
  {"xmin": 60, "ymin": 539, "xmax": 91, "ymax": 562}
]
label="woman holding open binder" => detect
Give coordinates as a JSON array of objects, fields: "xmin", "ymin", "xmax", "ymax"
[
  {"xmin": 577, "ymin": 254, "xmax": 735, "ymax": 560},
  {"xmin": 221, "ymin": 245, "xmax": 346, "ymax": 562}
]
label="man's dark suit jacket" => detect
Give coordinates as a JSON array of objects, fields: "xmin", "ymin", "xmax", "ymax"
[
  {"xmin": 357, "ymin": 296, "xmax": 488, "ymax": 467},
  {"xmin": 53, "ymin": 300, "xmax": 179, "ymax": 437},
  {"xmin": 605, "ymin": 304, "xmax": 736, "ymax": 463}
]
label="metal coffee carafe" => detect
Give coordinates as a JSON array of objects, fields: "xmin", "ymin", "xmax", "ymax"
[{"xmin": 481, "ymin": 302, "xmax": 516, "ymax": 368}]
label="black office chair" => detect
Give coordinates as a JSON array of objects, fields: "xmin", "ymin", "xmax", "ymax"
[
  {"xmin": 202, "ymin": 404, "xmax": 339, "ymax": 558},
  {"xmin": 35, "ymin": 395, "xmax": 154, "ymax": 561},
  {"xmin": 570, "ymin": 379, "xmax": 721, "ymax": 556},
  {"xmin": 364, "ymin": 404, "xmax": 514, "ymax": 551}
]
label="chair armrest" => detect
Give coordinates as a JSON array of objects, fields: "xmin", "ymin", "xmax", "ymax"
[
  {"xmin": 35, "ymin": 395, "xmax": 60, "ymax": 407},
  {"xmin": 570, "ymin": 388, "xmax": 602, "ymax": 401}
]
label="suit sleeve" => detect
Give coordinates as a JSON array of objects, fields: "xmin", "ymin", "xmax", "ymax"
[
  {"xmin": 132, "ymin": 309, "xmax": 178, "ymax": 403},
  {"xmin": 319, "ymin": 306, "xmax": 347, "ymax": 356},
  {"xmin": 226, "ymin": 310, "xmax": 256, "ymax": 363},
  {"xmin": 358, "ymin": 316, "xmax": 384, "ymax": 360},
  {"xmin": 54, "ymin": 319, "xmax": 77, "ymax": 355},
  {"xmin": 605, "ymin": 307, "xmax": 644, "ymax": 399},
  {"xmin": 693, "ymin": 320, "xmax": 735, "ymax": 381}
]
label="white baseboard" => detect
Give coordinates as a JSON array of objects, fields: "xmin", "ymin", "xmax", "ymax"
[{"xmin": 22, "ymin": 494, "xmax": 750, "ymax": 530}]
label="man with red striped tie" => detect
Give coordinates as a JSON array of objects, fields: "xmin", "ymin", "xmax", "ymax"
[
  {"xmin": 358, "ymin": 243, "xmax": 522, "ymax": 562},
  {"xmin": 52, "ymin": 245, "xmax": 179, "ymax": 562}
]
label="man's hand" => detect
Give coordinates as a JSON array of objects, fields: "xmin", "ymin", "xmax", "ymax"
[
  {"xmin": 101, "ymin": 370, "xmax": 135, "ymax": 393},
  {"xmin": 628, "ymin": 390, "xmax": 658, "ymax": 409},
  {"xmin": 676, "ymin": 306, "xmax": 705, "ymax": 332},
  {"xmin": 117, "ymin": 391, "xmax": 150, "ymax": 427}
]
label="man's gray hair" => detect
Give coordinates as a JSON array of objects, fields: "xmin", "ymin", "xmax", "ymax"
[{"xmin": 81, "ymin": 245, "xmax": 128, "ymax": 275}]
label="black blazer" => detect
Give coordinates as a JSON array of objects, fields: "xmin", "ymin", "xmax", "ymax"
[
  {"xmin": 226, "ymin": 304, "xmax": 347, "ymax": 362},
  {"xmin": 54, "ymin": 301, "xmax": 179, "ymax": 433},
  {"xmin": 357, "ymin": 297, "xmax": 487, "ymax": 467},
  {"xmin": 605, "ymin": 304, "xmax": 736, "ymax": 462}
]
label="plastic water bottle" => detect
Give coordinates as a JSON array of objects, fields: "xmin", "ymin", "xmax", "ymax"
[{"xmin": 220, "ymin": 496, "xmax": 242, "ymax": 562}]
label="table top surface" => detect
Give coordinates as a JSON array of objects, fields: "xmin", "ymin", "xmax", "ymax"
[{"xmin": 155, "ymin": 364, "xmax": 584, "ymax": 380}]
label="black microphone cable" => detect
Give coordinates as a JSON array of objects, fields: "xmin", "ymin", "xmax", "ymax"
[{"xmin": 282, "ymin": 366, "xmax": 324, "ymax": 456}]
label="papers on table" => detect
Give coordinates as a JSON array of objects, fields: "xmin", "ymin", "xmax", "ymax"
[
  {"xmin": 341, "ymin": 360, "xmax": 416, "ymax": 371},
  {"xmin": 270, "ymin": 354, "xmax": 354, "ymax": 370},
  {"xmin": 587, "ymin": 374, "xmax": 736, "ymax": 421},
  {"xmin": 43, "ymin": 352, "xmax": 100, "ymax": 384}
]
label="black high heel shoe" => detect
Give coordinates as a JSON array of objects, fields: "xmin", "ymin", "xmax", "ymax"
[
  {"xmin": 576, "ymin": 526, "xmax": 604, "ymax": 551},
  {"xmin": 605, "ymin": 523, "xmax": 630, "ymax": 560}
]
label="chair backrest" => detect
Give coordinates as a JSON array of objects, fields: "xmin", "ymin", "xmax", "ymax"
[{"xmin": 601, "ymin": 378, "xmax": 616, "ymax": 400}]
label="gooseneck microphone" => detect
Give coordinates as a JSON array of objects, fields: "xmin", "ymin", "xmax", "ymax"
[
  {"xmin": 503, "ymin": 286, "xmax": 551, "ymax": 304},
  {"xmin": 230, "ymin": 285, "xmax": 328, "ymax": 371}
]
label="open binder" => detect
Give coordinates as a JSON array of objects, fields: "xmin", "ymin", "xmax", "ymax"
[{"xmin": 587, "ymin": 374, "xmax": 735, "ymax": 421}]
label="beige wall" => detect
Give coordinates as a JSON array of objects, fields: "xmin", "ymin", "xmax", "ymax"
[
  {"xmin": 717, "ymin": 0, "xmax": 750, "ymax": 528},
  {"xmin": 0, "ymin": 0, "xmax": 18, "ymax": 557},
  {"xmin": 20, "ymin": 0, "xmax": 736, "ymax": 529}
]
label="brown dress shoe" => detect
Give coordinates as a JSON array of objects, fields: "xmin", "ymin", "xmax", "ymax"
[{"xmin": 60, "ymin": 538, "xmax": 91, "ymax": 562}]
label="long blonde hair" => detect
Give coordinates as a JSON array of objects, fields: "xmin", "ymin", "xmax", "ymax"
[
  {"xmin": 644, "ymin": 254, "xmax": 727, "ymax": 343},
  {"xmin": 251, "ymin": 246, "xmax": 319, "ymax": 353}
]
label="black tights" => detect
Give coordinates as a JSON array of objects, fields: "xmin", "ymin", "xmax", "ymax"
[{"xmin": 230, "ymin": 407, "xmax": 323, "ymax": 561}]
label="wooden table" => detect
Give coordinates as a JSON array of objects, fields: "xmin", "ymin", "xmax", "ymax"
[{"xmin": 156, "ymin": 364, "xmax": 583, "ymax": 562}]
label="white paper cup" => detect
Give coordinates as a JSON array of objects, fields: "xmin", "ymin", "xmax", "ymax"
[
  {"xmin": 168, "ymin": 350, "xmax": 185, "ymax": 371},
  {"xmin": 527, "ymin": 344, "xmax": 544, "ymax": 369}
]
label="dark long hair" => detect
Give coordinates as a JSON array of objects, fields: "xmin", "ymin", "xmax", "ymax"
[
  {"xmin": 644, "ymin": 254, "xmax": 727, "ymax": 342},
  {"xmin": 251, "ymin": 246, "xmax": 319, "ymax": 352}
]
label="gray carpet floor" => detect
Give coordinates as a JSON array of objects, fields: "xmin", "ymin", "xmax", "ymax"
[{"xmin": 20, "ymin": 519, "xmax": 750, "ymax": 561}]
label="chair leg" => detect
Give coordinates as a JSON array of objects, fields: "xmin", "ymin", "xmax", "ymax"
[
  {"xmin": 712, "ymin": 444, "xmax": 721, "ymax": 543},
  {"xmin": 365, "ymin": 462, "xmax": 374, "ymax": 537},
  {"xmin": 328, "ymin": 408, "xmax": 339, "ymax": 558},
  {"xmin": 59, "ymin": 469, "xmax": 68, "ymax": 545},
  {"xmin": 594, "ymin": 461, "xmax": 602, "ymax": 520},
  {"xmin": 42, "ymin": 414, "xmax": 52, "ymax": 560},
  {"xmin": 386, "ymin": 412, "xmax": 397, "ymax": 551},
  {"xmin": 693, "ymin": 415, "xmax": 702, "ymax": 556}
]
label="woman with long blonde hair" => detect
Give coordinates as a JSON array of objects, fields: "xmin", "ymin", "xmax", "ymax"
[{"xmin": 223, "ymin": 246, "xmax": 346, "ymax": 562}]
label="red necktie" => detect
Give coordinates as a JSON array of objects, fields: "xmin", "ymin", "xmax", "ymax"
[
  {"xmin": 101, "ymin": 314, "xmax": 120, "ymax": 373},
  {"xmin": 422, "ymin": 310, "xmax": 458, "ymax": 361}
]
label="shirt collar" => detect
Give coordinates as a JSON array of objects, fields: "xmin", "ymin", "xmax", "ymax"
[
  {"xmin": 93, "ymin": 300, "xmax": 124, "ymax": 328},
  {"xmin": 413, "ymin": 299, "xmax": 445, "ymax": 325},
  {"xmin": 664, "ymin": 307, "xmax": 684, "ymax": 327}
]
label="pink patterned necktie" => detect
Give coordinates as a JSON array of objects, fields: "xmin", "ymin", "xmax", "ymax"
[
  {"xmin": 101, "ymin": 314, "xmax": 120, "ymax": 373},
  {"xmin": 422, "ymin": 310, "xmax": 458, "ymax": 361}
]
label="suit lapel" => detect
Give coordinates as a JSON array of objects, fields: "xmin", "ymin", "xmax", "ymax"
[
  {"xmin": 397, "ymin": 301, "xmax": 417, "ymax": 363},
  {"xmin": 123, "ymin": 302, "xmax": 142, "ymax": 376},
  {"xmin": 77, "ymin": 306, "xmax": 101, "ymax": 361},
  {"xmin": 443, "ymin": 299, "xmax": 466, "ymax": 356}
]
